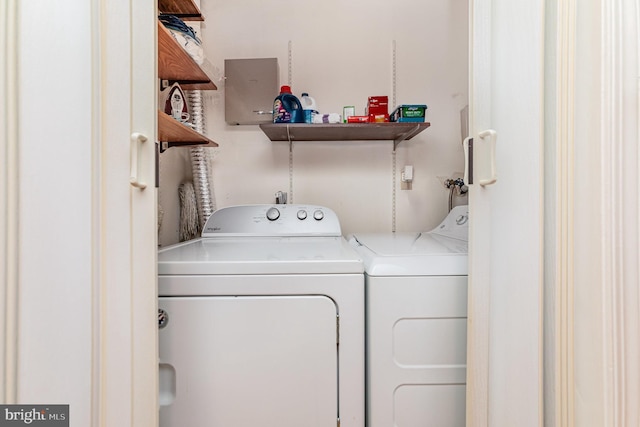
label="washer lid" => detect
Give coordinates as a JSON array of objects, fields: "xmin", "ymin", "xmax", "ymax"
[
  {"xmin": 158, "ymin": 236, "xmax": 364, "ymax": 275},
  {"xmin": 348, "ymin": 232, "xmax": 468, "ymax": 276}
]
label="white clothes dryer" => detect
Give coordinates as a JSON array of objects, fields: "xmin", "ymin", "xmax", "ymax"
[
  {"xmin": 158, "ymin": 204, "xmax": 364, "ymax": 427},
  {"xmin": 348, "ymin": 205, "xmax": 469, "ymax": 427}
]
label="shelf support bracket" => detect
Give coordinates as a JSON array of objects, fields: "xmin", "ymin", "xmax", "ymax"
[
  {"xmin": 393, "ymin": 125, "xmax": 421, "ymax": 151},
  {"xmin": 158, "ymin": 140, "xmax": 209, "ymax": 153}
]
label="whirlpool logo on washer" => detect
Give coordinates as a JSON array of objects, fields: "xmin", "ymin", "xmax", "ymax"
[{"xmin": 0, "ymin": 405, "xmax": 68, "ymax": 426}]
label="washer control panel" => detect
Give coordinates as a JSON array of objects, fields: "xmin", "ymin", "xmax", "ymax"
[
  {"xmin": 429, "ymin": 205, "xmax": 469, "ymax": 241},
  {"xmin": 202, "ymin": 204, "xmax": 342, "ymax": 237}
]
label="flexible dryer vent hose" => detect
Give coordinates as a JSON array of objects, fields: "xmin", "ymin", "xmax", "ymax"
[{"xmin": 186, "ymin": 90, "xmax": 216, "ymax": 228}]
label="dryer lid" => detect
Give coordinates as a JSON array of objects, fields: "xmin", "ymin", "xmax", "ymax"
[{"xmin": 158, "ymin": 236, "xmax": 364, "ymax": 275}]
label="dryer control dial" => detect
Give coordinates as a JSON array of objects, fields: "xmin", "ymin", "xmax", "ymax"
[
  {"xmin": 201, "ymin": 204, "xmax": 342, "ymax": 237},
  {"xmin": 266, "ymin": 207, "xmax": 280, "ymax": 221}
]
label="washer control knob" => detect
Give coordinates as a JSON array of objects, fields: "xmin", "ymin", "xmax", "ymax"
[
  {"xmin": 266, "ymin": 207, "xmax": 280, "ymax": 221},
  {"xmin": 297, "ymin": 209, "xmax": 308, "ymax": 220},
  {"xmin": 313, "ymin": 209, "xmax": 324, "ymax": 221},
  {"xmin": 456, "ymin": 214, "xmax": 468, "ymax": 225}
]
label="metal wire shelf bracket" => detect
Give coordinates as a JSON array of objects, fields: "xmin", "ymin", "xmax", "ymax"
[{"xmin": 393, "ymin": 125, "xmax": 422, "ymax": 151}]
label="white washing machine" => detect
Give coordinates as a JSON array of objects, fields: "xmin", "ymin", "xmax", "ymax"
[
  {"xmin": 157, "ymin": 204, "xmax": 364, "ymax": 427},
  {"xmin": 348, "ymin": 205, "xmax": 469, "ymax": 427}
]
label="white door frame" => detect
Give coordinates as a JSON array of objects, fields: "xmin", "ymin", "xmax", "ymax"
[
  {"xmin": 1, "ymin": 1, "xmax": 158, "ymax": 425},
  {"xmin": 545, "ymin": 0, "xmax": 576, "ymax": 425},
  {"xmin": 0, "ymin": 0, "xmax": 20, "ymax": 404},
  {"xmin": 547, "ymin": 1, "xmax": 640, "ymax": 426},
  {"xmin": 570, "ymin": 1, "xmax": 640, "ymax": 426}
]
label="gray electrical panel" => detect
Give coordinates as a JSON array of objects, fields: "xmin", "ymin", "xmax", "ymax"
[{"xmin": 224, "ymin": 58, "xmax": 279, "ymax": 125}]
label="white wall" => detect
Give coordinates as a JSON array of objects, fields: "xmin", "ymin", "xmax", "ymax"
[{"xmin": 159, "ymin": 0, "xmax": 469, "ymax": 246}]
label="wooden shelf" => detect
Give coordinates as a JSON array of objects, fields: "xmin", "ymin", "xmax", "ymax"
[
  {"xmin": 158, "ymin": 110, "xmax": 218, "ymax": 151},
  {"xmin": 158, "ymin": 0, "xmax": 204, "ymax": 20},
  {"xmin": 259, "ymin": 122, "xmax": 431, "ymax": 149},
  {"xmin": 156, "ymin": 0, "xmax": 219, "ymax": 152},
  {"xmin": 157, "ymin": 21, "xmax": 217, "ymax": 90}
]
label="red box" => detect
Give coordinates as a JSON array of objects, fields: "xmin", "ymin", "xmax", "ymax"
[
  {"xmin": 347, "ymin": 115, "xmax": 370, "ymax": 123},
  {"xmin": 369, "ymin": 114, "xmax": 389, "ymax": 123},
  {"xmin": 367, "ymin": 96, "xmax": 389, "ymax": 122}
]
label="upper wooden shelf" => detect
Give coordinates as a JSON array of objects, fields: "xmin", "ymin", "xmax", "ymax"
[
  {"xmin": 157, "ymin": 21, "xmax": 217, "ymax": 90},
  {"xmin": 259, "ymin": 122, "xmax": 431, "ymax": 150},
  {"xmin": 158, "ymin": 110, "xmax": 218, "ymax": 151},
  {"xmin": 158, "ymin": 0, "xmax": 204, "ymax": 20}
]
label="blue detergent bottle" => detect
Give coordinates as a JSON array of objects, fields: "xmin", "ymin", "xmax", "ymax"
[{"xmin": 273, "ymin": 85, "xmax": 304, "ymax": 123}]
